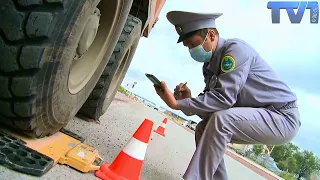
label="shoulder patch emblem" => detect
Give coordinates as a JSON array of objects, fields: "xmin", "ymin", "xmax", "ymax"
[{"xmin": 221, "ymin": 55, "xmax": 236, "ymax": 73}]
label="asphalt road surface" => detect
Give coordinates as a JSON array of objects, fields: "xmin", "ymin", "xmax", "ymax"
[{"xmin": 0, "ymin": 93, "xmax": 266, "ymax": 180}]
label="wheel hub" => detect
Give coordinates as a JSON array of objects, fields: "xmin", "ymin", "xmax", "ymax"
[
  {"xmin": 68, "ymin": 0, "xmax": 123, "ymax": 95},
  {"xmin": 76, "ymin": 8, "xmax": 101, "ymax": 59}
]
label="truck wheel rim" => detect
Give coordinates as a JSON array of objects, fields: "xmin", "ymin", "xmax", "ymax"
[
  {"xmin": 68, "ymin": 1, "xmax": 122, "ymax": 94},
  {"xmin": 102, "ymin": 49, "xmax": 131, "ymax": 112}
]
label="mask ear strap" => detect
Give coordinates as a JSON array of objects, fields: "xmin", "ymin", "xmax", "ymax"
[
  {"xmin": 201, "ymin": 32, "xmax": 209, "ymax": 46},
  {"xmin": 202, "ymin": 31, "xmax": 214, "ymax": 51}
]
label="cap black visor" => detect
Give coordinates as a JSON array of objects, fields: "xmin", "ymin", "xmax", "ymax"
[{"xmin": 177, "ymin": 30, "xmax": 199, "ymax": 43}]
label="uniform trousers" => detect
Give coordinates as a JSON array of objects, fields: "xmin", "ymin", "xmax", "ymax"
[{"xmin": 183, "ymin": 102, "xmax": 301, "ymax": 180}]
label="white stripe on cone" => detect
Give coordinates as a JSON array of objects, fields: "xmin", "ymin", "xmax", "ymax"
[
  {"xmin": 122, "ymin": 137, "xmax": 148, "ymax": 161},
  {"xmin": 160, "ymin": 123, "xmax": 166, "ymax": 128}
]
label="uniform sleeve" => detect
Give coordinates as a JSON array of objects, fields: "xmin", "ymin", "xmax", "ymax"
[{"xmin": 177, "ymin": 41, "xmax": 253, "ymax": 117}]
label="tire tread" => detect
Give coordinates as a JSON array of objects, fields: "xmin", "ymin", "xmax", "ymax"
[
  {"xmin": 0, "ymin": 0, "xmax": 64, "ymax": 131},
  {"xmin": 79, "ymin": 15, "xmax": 141, "ymax": 119}
]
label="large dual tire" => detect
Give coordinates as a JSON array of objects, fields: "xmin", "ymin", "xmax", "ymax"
[
  {"xmin": 0, "ymin": 0, "xmax": 133, "ymax": 137},
  {"xmin": 79, "ymin": 14, "xmax": 142, "ymax": 120}
]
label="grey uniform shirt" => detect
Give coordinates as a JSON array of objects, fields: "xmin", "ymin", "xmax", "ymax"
[{"xmin": 177, "ymin": 37, "xmax": 297, "ymax": 119}]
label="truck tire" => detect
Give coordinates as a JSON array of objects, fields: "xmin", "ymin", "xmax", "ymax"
[
  {"xmin": 79, "ymin": 15, "xmax": 142, "ymax": 120},
  {"xmin": 0, "ymin": 0, "xmax": 133, "ymax": 137}
]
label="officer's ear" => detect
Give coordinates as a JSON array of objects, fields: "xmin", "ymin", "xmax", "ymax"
[{"xmin": 208, "ymin": 29, "xmax": 216, "ymax": 41}]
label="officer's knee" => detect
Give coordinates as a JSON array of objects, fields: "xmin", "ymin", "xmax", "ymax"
[
  {"xmin": 209, "ymin": 111, "xmax": 225, "ymax": 122},
  {"xmin": 209, "ymin": 110, "xmax": 229, "ymax": 130}
]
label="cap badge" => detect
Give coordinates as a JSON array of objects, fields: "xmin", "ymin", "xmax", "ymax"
[{"xmin": 175, "ymin": 25, "xmax": 183, "ymax": 35}]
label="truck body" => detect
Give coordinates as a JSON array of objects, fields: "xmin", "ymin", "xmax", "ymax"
[{"xmin": 0, "ymin": 0, "xmax": 166, "ymax": 137}]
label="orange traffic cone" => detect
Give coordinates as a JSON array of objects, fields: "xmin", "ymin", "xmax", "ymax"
[
  {"xmin": 153, "ymin": 118, "xmax": 167, "ymax": 137},
  {"xmin": 95, "ymin": 119, "xmax": 153, "ymax": 180}
]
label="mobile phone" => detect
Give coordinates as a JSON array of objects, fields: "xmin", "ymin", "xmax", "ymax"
[{"xmin": 145, "ymin": 73, "xmax": 163, "ymax": 90}]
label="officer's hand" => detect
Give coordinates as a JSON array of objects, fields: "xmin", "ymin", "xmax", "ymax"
[
  {"xmin": 154, "ymin": 81, "xmax": 179, "ymax": 110},
  {"xmin": 174, "ymin": 83, "xmax": 191, "ymax": 100}
]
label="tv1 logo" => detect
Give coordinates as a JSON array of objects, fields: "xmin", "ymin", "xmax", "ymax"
[{"xmin": 267, "ymin": 1, "xmax": 319, "ymax": 23}]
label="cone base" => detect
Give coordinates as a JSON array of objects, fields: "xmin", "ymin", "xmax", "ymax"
[
  {"xmin": 153, "ymin": 129, "xmax": 165, "ymax": 137},
  {"xmin": 95, "ymin": 163, "xmax": 141, "ymax": 180}
]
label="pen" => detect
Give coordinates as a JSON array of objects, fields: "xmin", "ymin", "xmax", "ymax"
[
  {"xmin": 174, "ymin": 82, "xmax": 187, "ymax": 99},
  {"xmin": 182, "ymin": 82, "xmax": 187, "ymax": 88}
]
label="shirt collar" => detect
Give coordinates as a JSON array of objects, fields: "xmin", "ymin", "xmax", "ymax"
[{"xmin": 207, "ymin": 36, "xmax": 226, "ymax": 72}]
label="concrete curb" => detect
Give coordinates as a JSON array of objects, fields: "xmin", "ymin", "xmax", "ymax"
[{"xmin": 225, "ymin": 150, "xmax": 283, "ymax": 180}]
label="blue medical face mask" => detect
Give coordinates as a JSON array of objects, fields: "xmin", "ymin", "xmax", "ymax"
[{"xmin": 189, "ymin": 33, "xmax": 213, "ymax": 63}]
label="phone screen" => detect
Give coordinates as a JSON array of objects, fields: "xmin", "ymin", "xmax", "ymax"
[{"xmin": 145, "ymin": 73, "xmax": 162, "ymax": 90}]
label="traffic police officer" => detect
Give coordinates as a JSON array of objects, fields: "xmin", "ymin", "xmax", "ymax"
[{"xmin": 154, "ymin": 10, "xmax": 301, "ymax": 180}]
